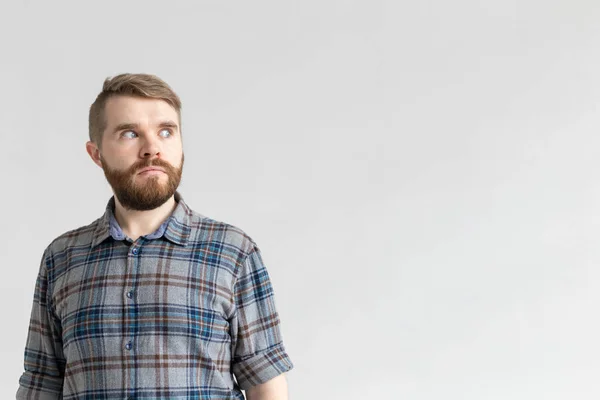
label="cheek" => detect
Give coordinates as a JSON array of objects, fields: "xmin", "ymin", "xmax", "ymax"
[
  {"xmin": 104, "ymin": 152, "xmax": 134, "ymax": 171},
  {"xmin": 166, "ymin": 150, "xmax": 183, "ymax": 166}
]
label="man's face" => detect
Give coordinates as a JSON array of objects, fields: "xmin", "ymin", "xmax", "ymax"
[{"xmin": 90, "ymin": 95, "xmax": 184, "ymax": 211}]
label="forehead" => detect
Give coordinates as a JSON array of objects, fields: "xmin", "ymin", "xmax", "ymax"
[{"xmin": 104, "ymin": 95, "xmax": 179, "ymax": 128}]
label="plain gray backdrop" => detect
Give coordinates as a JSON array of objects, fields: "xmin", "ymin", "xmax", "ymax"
[{"xmin": 2, "ymin": 0, "xmax": 600, "ymax": 399}]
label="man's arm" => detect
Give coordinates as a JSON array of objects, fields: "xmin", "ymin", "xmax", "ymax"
[
  {"xmin": 229, "ymin": 245, "xmax": 294, "ymax": 393},
  {"xmin": 16, "ymin": 248, "xmax": 65, "ymax": 399},
  {"xmin": 245, "ymin": 373, "xmax": 289, "ymax": 400}
]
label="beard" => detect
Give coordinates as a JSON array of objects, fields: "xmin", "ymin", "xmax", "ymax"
[{"xmin": 101, "ymin": 153, "xmax": 184, "ymax": 211}]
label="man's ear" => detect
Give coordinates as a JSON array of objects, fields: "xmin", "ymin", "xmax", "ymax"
[{"xmin": 85, "ymin": 141, "xmax": 103, "ymax": 168}]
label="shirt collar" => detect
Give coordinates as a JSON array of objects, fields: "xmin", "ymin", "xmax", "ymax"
[{"xmin": 91, "ymin": 190, "xmax": 192, "ymax": 248}]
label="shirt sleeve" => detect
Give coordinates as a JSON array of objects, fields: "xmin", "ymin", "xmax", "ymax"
[
  {"xmin": 230, "ymin": 245, "xmax": 294, "ymax": 390},
  {"xmin": 16, "ymin": 248, "xmax": 65, "ymax": 399}
]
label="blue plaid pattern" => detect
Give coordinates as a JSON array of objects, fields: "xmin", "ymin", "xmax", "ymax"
[{"xmin": 16, "ymin": 191, "xmax": 293, "ymax": 399}]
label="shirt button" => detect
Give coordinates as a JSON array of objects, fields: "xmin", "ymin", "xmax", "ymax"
[
  {"xmin": 125, "ymin": 341, "xmax": 132, "ymax": 350},
  {"xmin": 126, "ymin": 290, "xmax": 134, "ymax": 299},
  {"xmin": 131, "ymin": 248, "xmax": 138, "ymax": 255}
]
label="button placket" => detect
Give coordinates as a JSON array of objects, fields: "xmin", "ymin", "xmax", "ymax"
[
  {"xmin": 125, "ymin": 243, "xmax": 138, "ymax": 383},
  {"xmin": 126, "ymin": 245, "xmax": 139, "ymax": 301}
]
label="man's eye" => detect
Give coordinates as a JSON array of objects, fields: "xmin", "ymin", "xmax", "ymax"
[{"xmin": 121, "ymin": 129, "xmax": 171, "ymax": 138}]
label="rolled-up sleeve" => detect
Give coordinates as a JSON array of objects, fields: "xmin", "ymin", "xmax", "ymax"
[
  {"xmin": 230, "ymin": 245, "xmax": 294, "ymax": 390},
  {"xmin": 16, "ymin": 248, "xmax": 65, "ymax": 399}
]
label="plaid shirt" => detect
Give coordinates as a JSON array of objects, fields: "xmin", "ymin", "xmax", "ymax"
[{"xmin": 17, "ymin": 191, "xmax": 293, "ymax": 399}]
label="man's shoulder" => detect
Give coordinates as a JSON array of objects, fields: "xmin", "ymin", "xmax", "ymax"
[
  {"xmin": 44, "ymin": 217, "xmax": 103, "ymax": 256},
  {"xmin": 43, "ymin": 210, "xmax": 258, "ymax": 256},
  {"xmin": 187, "ymin": 211, "xmax": 258, "ymax": 254},
  {"xmin": 41, "ymin": 204, "xmax": 260, "ymax": 261}
]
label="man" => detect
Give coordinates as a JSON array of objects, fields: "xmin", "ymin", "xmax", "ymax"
[{"xmin": 16, "ymin": 73, "xmax": 293, "ymax": 399}]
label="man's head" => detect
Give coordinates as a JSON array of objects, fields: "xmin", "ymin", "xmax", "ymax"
[{"xmin": 85, "ymin": 73, "xmax": 185, "ymax": 211}]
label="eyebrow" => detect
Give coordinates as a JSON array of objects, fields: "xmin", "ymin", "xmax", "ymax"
[{"xmin": 112, "ymin": 120, "xmax": 179, "ymax": 134}]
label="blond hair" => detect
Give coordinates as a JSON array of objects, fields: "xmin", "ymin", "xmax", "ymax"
[{"xmin": 89, "ymin": 73, "xmax": 182, "ymax": 149}]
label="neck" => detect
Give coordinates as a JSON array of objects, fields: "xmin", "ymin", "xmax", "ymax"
[{"xmin": 113, "ymin": 195, "xmax": 177, "ymax": 241}]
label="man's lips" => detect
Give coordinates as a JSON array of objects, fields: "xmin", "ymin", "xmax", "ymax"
[{"xmin": 138, "ymin": 167, "xmax": 166, "ymax": 174}]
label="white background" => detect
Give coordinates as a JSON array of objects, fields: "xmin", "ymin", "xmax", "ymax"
[{"xmin": 2, "ymin": 1, "xmax": 600, "ymax": 399}]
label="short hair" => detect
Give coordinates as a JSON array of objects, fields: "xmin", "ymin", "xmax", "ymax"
[{"xmin": 88, "ymin": 73, "xmax": 182, "ymax": 149}]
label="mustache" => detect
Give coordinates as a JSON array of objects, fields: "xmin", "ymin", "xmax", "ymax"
[{"xmin": 131, "ymin": 160, "xmax": 173, "ymax": 172}]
